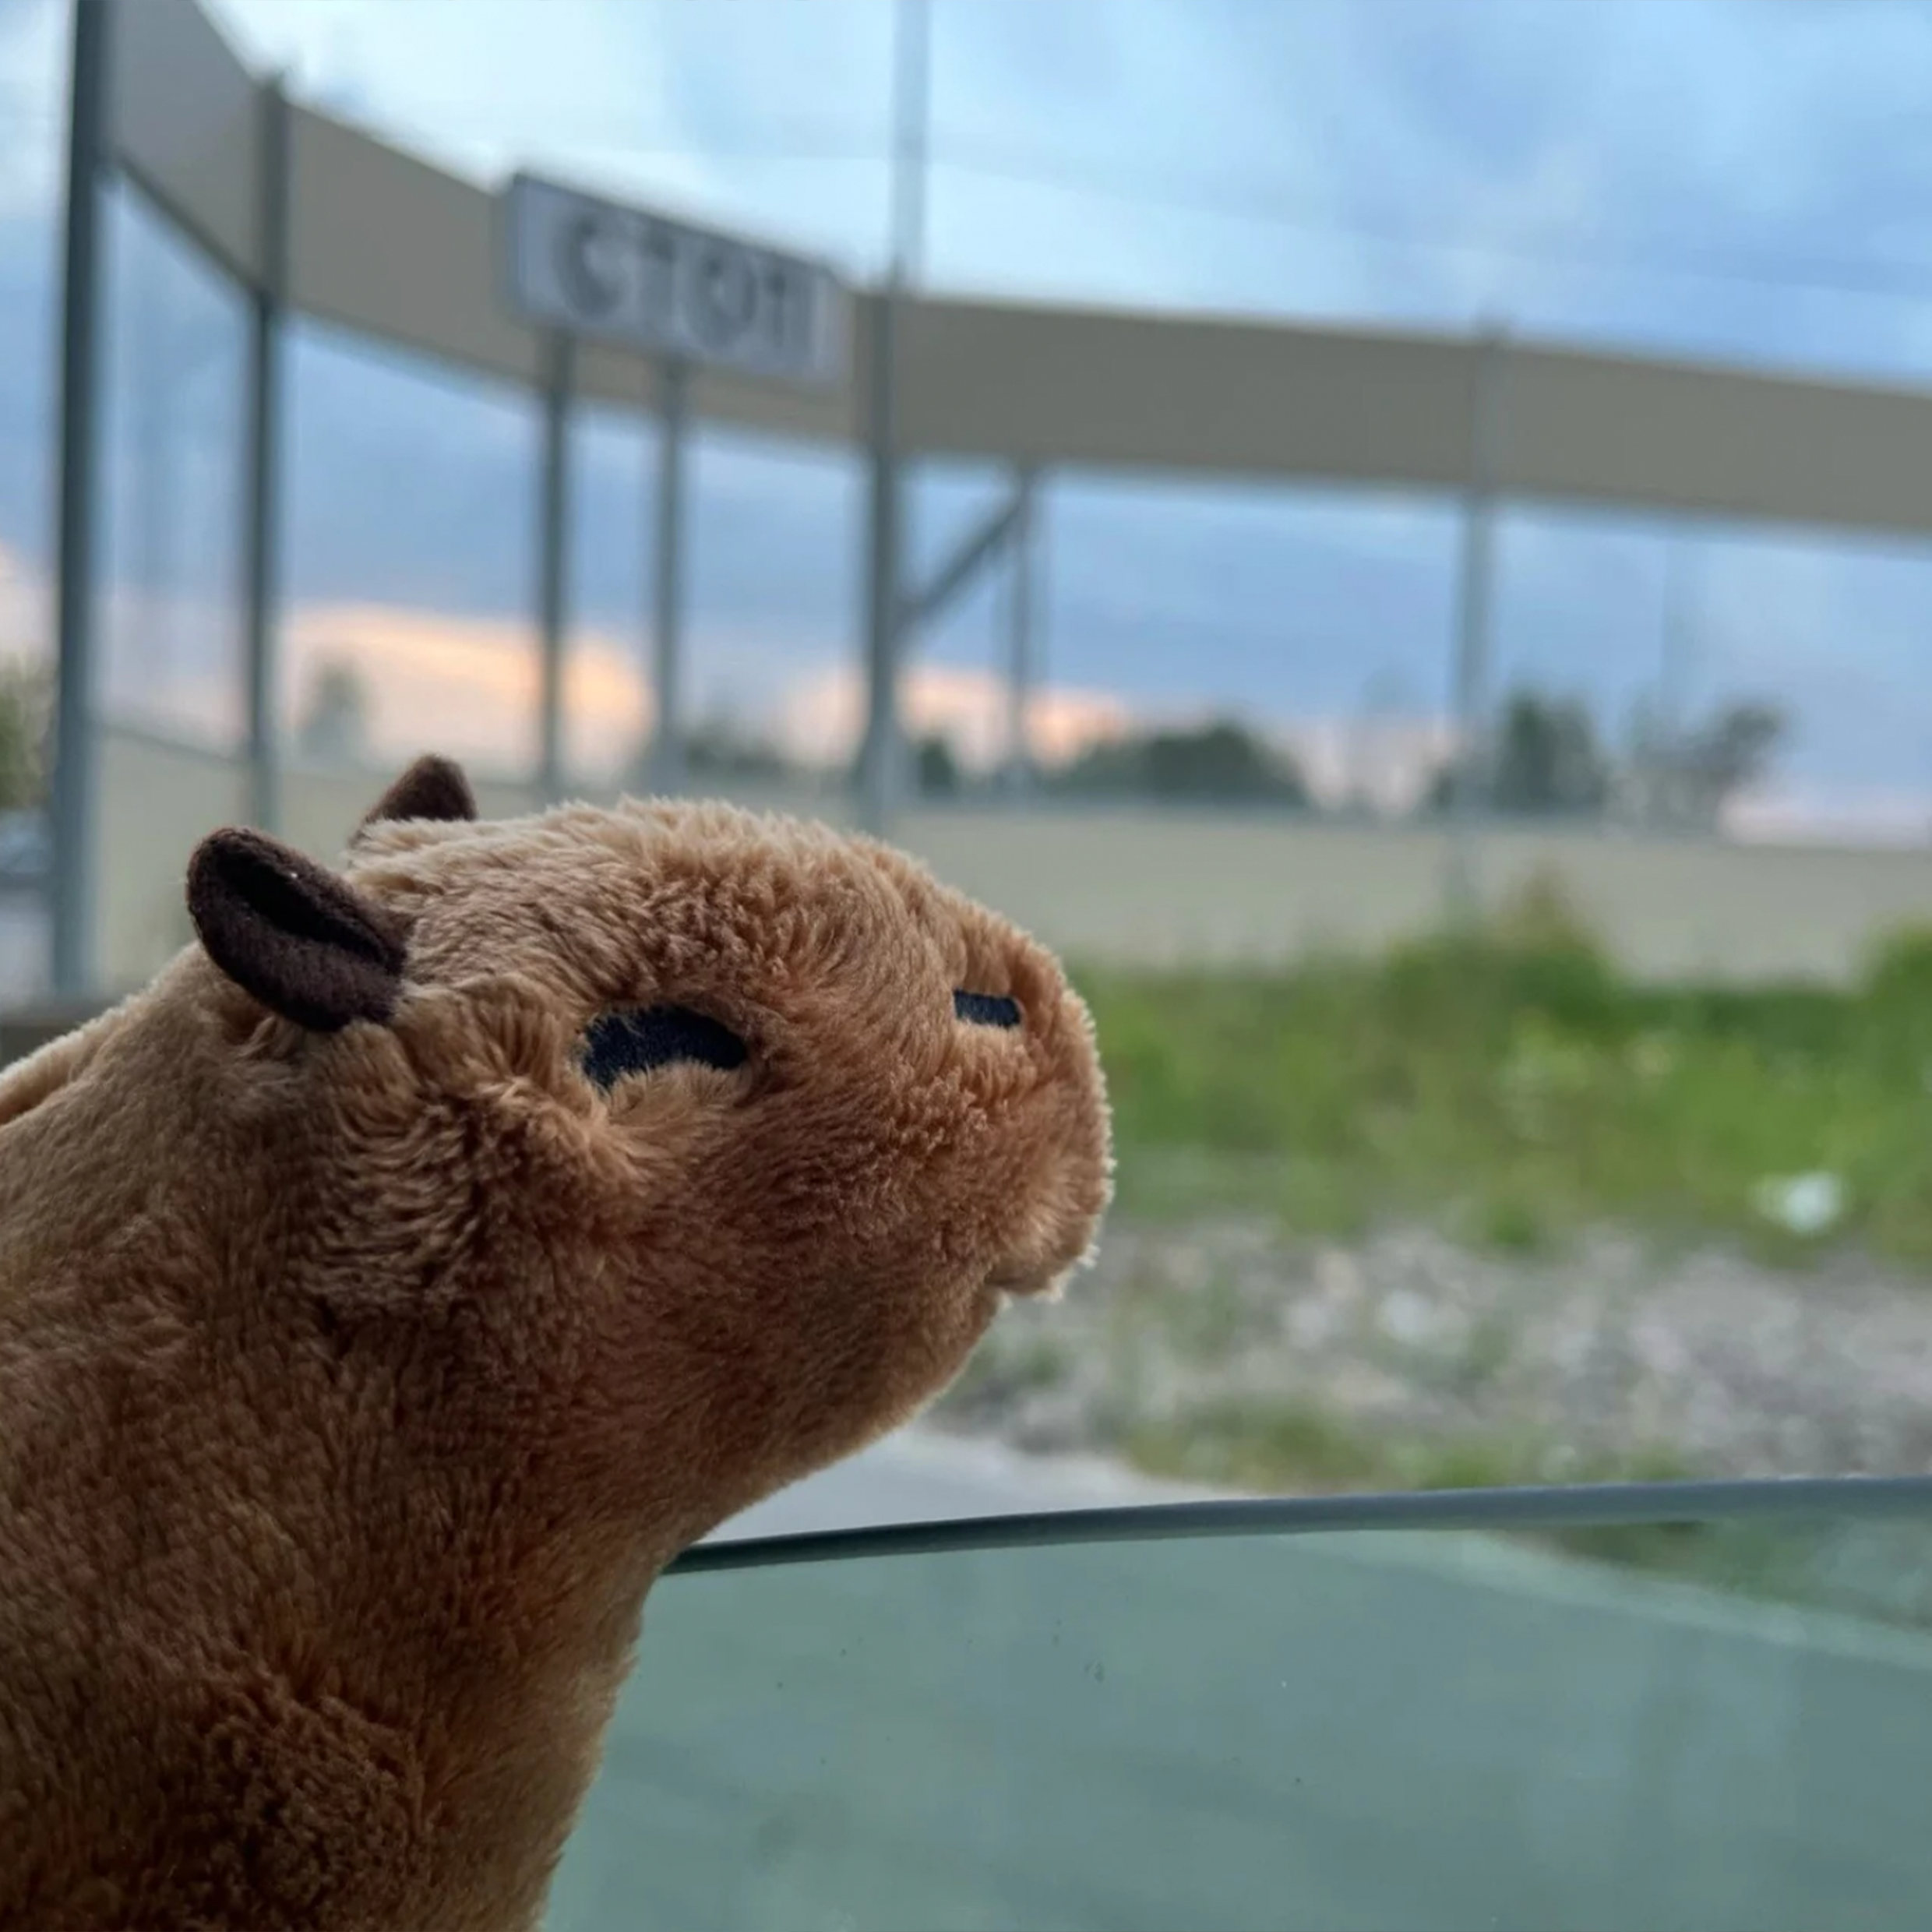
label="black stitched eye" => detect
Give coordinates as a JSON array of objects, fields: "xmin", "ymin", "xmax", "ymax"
[
  {"xmin": 954, "ymin": 990, "xmax": 1021, "ymax": 1028},
  {"xmin": 579, "ymin": 1006, "xmax": 748, "ymax": 1091}
]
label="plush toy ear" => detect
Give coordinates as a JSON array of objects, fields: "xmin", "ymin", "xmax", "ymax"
[
  {"xmin": 358, "ymin": 753, "xmax": 477, "ymax": 833},
  {"xmin": 186, "ymin": 828, "xmax": 408, "ymax": 1032}
]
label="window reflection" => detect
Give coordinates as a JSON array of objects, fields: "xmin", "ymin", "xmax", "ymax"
[{"xmin": 549, "ymin": 1515, "xmax": 1932, "ymax": 1932}]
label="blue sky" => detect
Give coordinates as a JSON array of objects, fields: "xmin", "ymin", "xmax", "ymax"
[{"xmin": 5, "ymin": 0, "xmax": 1932, "ymax": 820}]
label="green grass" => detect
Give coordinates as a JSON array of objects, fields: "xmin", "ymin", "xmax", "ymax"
[
  {"xmin": 1121, "ymin": 1396, "xmax": 1932, "ymax": 1628},
  {"xmin": 1122, "ymin": 1395, "xmax": 1690, "ymax": 1499},
  {"xmin": 1074, "ymin": 887, "xmax": 1932, "ymax": 1269},
  {"xmin": 939, "ymin": 886, "xmax": 1932, "ymax": 1613}
]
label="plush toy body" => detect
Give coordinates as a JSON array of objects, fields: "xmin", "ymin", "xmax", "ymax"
[{"xmin": 0, "ymin": 760, "xmax": 1110, "ymax": 1931}]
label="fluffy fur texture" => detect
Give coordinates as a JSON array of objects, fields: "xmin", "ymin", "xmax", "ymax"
[{"xmin": 0, "ymin": 759, "xmax": 1112, "ymax": 1931}]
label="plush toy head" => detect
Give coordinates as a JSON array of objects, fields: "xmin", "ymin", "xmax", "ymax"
[{"xmin": 0, "ymin": 756, "xmax": 1111, "ymax": 1932}]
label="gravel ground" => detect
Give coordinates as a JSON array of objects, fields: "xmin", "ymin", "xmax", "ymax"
[{"xmin": 933, "ymin": 1215, "xmax": 1932, "ymax": 1483}]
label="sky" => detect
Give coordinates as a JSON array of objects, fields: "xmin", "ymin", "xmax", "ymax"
[{"xmin": 5, "ymin": 0, "xmax": 1932, "ymax": 827}]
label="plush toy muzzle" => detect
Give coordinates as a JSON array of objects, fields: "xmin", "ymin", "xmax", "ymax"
[{"xmin": 0, "ymin": 756, "xmax": 1112, "ymax": 1932}]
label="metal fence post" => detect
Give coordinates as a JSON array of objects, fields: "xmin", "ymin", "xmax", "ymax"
[
  {"xmin": 856, "ymin": 0, "xmax": 929, "ymax": 834},
  {"xmin": 242, "ymin": 76, "xmax": 290, "ymax": 835},
  {"xmin": 1444, "ymin": 324, "xmax": 1507, "ymax": 925},
  {"xmin": 1003, "ymin": 465, "xmax": 1039, "ymax": 796},
  {"xmin": 536, "ymin": 331, "xmax": 575, "ymax": 806},
  {"xmin": 647, "ymin": 356, "xmax": 689, "ymax": 796},
  {"xmin": 858, "ymin": 306, "xmax": 904, "ymax": 831},
  {"xmin": 50, "ymin": 0, "xmax": 112, "ymax": 998}
]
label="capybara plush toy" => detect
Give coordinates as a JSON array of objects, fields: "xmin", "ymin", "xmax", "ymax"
[{"xmin": 0, "ymin": 756, "xmax": 1111, "ymax": 1931}]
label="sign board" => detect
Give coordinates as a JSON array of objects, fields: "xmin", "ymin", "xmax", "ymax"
[{"xmin": 501, "ymin": 172, "xmax": 845, "ymax": 389}]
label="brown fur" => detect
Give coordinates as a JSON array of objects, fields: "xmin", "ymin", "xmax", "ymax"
[{"xmin": 0, "ymin": 767, "xmax": 1111, "ymax": 1930}]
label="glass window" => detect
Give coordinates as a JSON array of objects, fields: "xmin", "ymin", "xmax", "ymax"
[{"xmin": 549, "ymin": 1506, "xmax": 1932, "ymax": 1932}]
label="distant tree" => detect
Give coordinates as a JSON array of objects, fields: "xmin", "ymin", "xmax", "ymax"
[
  {"xmin": 295, "ymin": 657, "xmax": 372, "ymax": 767},
  {"xmin": 1620, "ymin": 697, "xmax": 1785, "ymax": 830},
  {"xmin": 915, "ymin": 732, "xmax": 961, "ymax": 797},
  {"xmin": 1049, "ymin": 717, "xmax": 1310, "ymax": 808},
  {"xmin": 0, "ymin": 659, "xmax": 50, "ymax": 812},
  {"xmin": 1490, "ymin": 692, "xmax": 1609, "ymax": 815},
  {"xmin": 1682, "ymin": 699, "xmax": 1784, "ymax": 813},
  {"xmin": 680, "ymin": 718, "xmax": 793, "ymax": 783},
  {"xmin": 1043, "ymin": 736, "xmax": 1138, "ymax": 797},
  {"xmin": 1428, "ymin": 689, "xmax": 1609, "ymax": 818},
  {"xmin": 0, "ymin": 656, "xmax": 51, "ymax": 812}
]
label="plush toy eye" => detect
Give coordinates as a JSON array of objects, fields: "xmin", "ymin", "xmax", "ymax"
[
  {"xmin": 578, "ymin": 1006, "xmax": 749, "ymax": 1091},
  {"xmin": 954, "ymin": 990, "xmax": 1021, "ymax": 1028}
]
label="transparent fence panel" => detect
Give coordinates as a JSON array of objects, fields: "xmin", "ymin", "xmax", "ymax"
[
  {"xmin": 1489, "ymin": 506, "xmax": 1932, "ymax": 854},
  {"xmin": 1038, "ymin": 477, "xmax": 1461, "ymax": 821},
  {"xmin": 562, "ymin": 403, "xmax": 651, "ymax": 795},
  {"xmin": 1483, "ymin": 507, "xmax": 1687, "ymax": 834},
  {"xmin": 281, "ymin": 320, "xmax": 541, "ymax": 786},
  {"xmin": 1680, "ymin": 524, "xmax": 1932, "ymax": 853},
  {"xmin": 97, "ymin": 182, "xmax": 248, "ymax": 749},
  {"xmin": 90, "ymin": 186, "xmax": 254, "ymax": 992},
  {"xmin": 878, "ymin": 475, "xmax": 1473, "ymax": 976},
  {"xmin": 902, "ymin": 459, "xmax": 1025, "ymax": 800},
  {"xmin": 551, "ymin": 1508, "xmax": 1932, "ymax": 1932},
  {"xmin": 682, "ymin": 427, "xmax": 861, "ymax": 812}
]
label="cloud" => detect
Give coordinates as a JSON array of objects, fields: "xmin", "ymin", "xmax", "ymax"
[
  {"xmin": 1271, "ymin": 712, "xmax": 1458, "ymax": 817},
  {"xmin": 774, "ymin": 658, "xmax": 1130, "ymax": 774},
  {"xmin": 280, "ymin": 602, "xmax": 1143, "ymax": 784},
  {"xmin": 206, "ymin": 0, "xmax": 721, "ymax": 204},
  {"xmin": 280, "ymin": 601, "xmax": 648, "ymax": 778}
]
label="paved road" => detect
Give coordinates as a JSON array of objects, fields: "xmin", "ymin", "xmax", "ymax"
[{"xmin": 545, "ymin": 1432, "xmax": 1932, "ymax": 1932}]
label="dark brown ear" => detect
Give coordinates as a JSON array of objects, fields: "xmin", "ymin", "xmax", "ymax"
[
  {"xmin": 358, "ymin": 753, "xmax": 476, "ymax": 833},
  {"xmin": 187, "ymin": 829, "xmax": 408, "ymax": 1032}
]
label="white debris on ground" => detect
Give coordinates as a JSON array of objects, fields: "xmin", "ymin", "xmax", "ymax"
[{"xmin": 1752, "ymin": 1171, "xmax": 1847, "ymax": 1240}]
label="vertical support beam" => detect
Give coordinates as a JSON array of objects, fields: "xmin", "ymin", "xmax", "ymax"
[
  {"xmin": 1653, "ymin": 533, "xmax": 1698, "ymax": 828},
  {"xmin": 647, "ymin": 356, "xmax": 689, "ymax": 795},
  {"xmin": 1002, "ymin": 466, "xmax": 1038, "ymax": 797},
  {"xmin": 856, "ymin": 0, "xmax": 929, "ymax": 835},
  {"xmin": 50, "ymin": 0, "xmax": 111, "ymax": 998},
  {"xmin": 132, "ymin": 235, "xmax": 174, "ymax": 701},
  {"xmin": 1444, "ymin": 325, "xmax": 1506, "ymax": 925},
  {"xmin": 536, "ymin": 331, "xmax": 575, "ymax": 805},
  {"xmin": 858, "ymin": 298, "xmax": 902, "ymax": 832},
  {"xmin": 242, "ymin": 76, "xmax": 290, "ymax": 835}
]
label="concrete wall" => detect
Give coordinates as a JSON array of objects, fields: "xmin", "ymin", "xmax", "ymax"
[
  {"xmin": 96, "ymin": 728, "xmax": 543, "ymax": 992},
  {"xmin": 908, "ymin": 811, "xmax": 1932, "ymax": 985},
  {"xmin": 93, "ymin": 725, "xmax": 1932, "ymax": 996}
]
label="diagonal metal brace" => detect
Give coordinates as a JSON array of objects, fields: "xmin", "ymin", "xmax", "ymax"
[{"xmin": 897, "ymin": 488, "xmax": 1026, "ymax": 636}]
